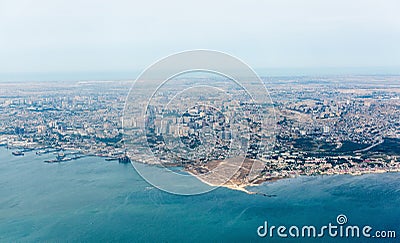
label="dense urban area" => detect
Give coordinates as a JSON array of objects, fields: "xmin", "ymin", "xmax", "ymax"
[{"xmin": 0, "ymin": 76, "xmax": 399, "ymax": 188}]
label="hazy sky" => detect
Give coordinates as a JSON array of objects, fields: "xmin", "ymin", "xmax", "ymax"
[{"xmin": 0, "ymin": 0, "xmax": 399, "ymax": 78}]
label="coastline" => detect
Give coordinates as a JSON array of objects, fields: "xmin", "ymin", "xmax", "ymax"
[
  {"xmin": 186, "ymin": 166, "xmax": 400, "ymax": 195},
  {"xmin": 4, "ymin": 147, "xmax": 400, "ymax": 196},
  {"xmin": 185, "ymin": 169, "xmax": 257, "ymax": 194}
]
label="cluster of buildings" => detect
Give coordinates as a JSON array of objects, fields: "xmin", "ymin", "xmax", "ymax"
[
  {"xmin": 0, "ymin": 76, "xmax": 398, "ymax": 183},
  {"xmin": 0, "ymin": 81, "xmax": 128, "ymax": 160}
]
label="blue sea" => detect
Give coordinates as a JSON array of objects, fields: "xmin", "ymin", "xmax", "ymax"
[{"xmin": 0, "ymin": 148, "xmax": 399, "ymax": 242}]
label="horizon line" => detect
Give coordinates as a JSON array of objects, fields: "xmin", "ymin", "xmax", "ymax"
[{"xmin": 0, "ymin": 66, "xmax": 399, "ymax": 82}]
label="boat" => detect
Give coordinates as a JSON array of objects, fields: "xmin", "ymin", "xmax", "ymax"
[
  {"xmin": 44, "ymin": 159, "xmax": 59, "ymax": 163},
  {"xmin": 44, "ymin": 157, "xmax": 72, "ymax": 163},
  {"xmin": 12, "ymin": 151, "xmax": 24, "ymax": 156},
  {"xmin": 57, "ymin": 152, "xmax": 66, "ymax": 160},
  {"xmin": 118, "ymin": 156, "xmax": 131, "ymax": 164}
]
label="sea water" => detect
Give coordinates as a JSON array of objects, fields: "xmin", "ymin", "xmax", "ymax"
[{"xmin": 0, "ymin": 148, "xmax": 398, "ymax": 242}]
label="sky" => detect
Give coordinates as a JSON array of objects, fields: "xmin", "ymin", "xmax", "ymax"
[{"xmin": 0, "ymin": 0, "xmax": 399, "ymax": 80}]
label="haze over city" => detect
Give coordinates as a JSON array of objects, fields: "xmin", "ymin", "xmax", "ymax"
[{"xmin": 1, "ymin": 0, "xmax": 399, "ymax": 81}]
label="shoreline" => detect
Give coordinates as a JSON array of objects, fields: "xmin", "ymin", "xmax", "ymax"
[
  {"xmin": 186, "ymin": 167, "xmax": 400, "ymax": 195},
  {"xmin": 3, "ymin": 147, "xmax": 399, "ymax": 196},
  {"xmin": 185, "ymin": 169, "xmax": 255, "ymax": 194}
]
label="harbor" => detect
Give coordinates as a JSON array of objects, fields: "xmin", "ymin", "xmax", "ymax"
[{"xmin": 7, "ymin": 145, "xmax": 131, "ymax": 164}]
